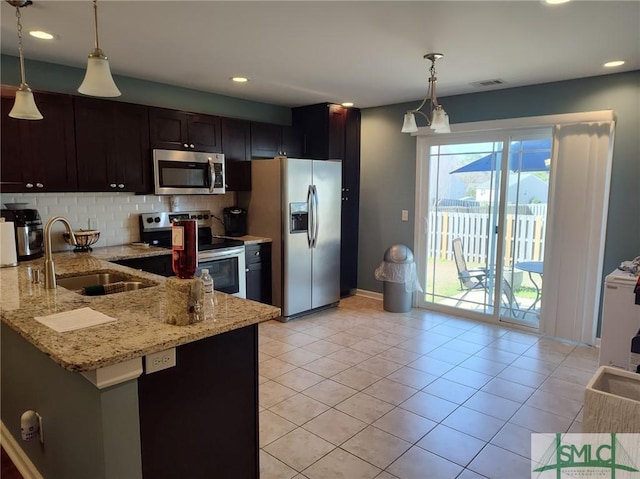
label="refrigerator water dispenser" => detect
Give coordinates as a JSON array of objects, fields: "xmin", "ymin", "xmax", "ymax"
[{"xmin": 289, "ymin": 203, "xmax": 308, "ymax": 233}]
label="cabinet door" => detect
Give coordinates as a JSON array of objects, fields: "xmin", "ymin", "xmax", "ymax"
[
  {"xmin": 250, "ymin": 122, "xmax": 282, "ymax": 158},
  {"xmin": 281, "ymin": 125, "xmax": 302, "ymax": 158},
  {"xmin": 1, "ymin": 92, "xmax": 77, "ymax": 192},
  {"xmin": 292, "ymin": 103, "xmax": 330, "ymax": 159},
  {"xmin": 222, "ymin": 118, "xmax": 252, "ymax": 191},
  {"xmin": 328, "ymin": 104, "xmax": 346, "ymax": 160},
  {"xmin": 149, "ymin": 107, "xmax": 188, "ymax": 150},
  {"xmin": 113, "ymin": 103, "xmax": 151, "ymax": 192},
  {"xmin": 187, "ymin": 114, "xmax": 222, "ymax": 152}
]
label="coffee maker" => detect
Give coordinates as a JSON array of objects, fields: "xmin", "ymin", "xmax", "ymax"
[
  {"xmin": 223, "ymin": 207, "xmax": 247, "ymax": 237},
  {"xmin": 0, "ymin": 209, "xmax": 44, "ymax": 261}
]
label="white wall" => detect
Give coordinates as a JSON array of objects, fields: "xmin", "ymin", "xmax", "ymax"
[{"xmin": 1, "ymin": 192, "xmax": 237, "ymax": 253}]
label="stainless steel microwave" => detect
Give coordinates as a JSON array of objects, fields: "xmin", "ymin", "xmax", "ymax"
[{"xmin": 152, "ymin": 149, "xmax": 225, "ymax": 195}]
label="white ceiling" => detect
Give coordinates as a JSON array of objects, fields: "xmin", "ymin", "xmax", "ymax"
[{"xmin": 1, "ymin": 1, "xmax": 638, "ymax": 108}]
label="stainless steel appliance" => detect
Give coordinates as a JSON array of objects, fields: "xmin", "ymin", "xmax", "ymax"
[
  {"xmin": 152, "ymin": 149, "xmax": 225, "ymax": 195},
  {"xmin": 139, "ymin": 211, "xmax": 246, "ymax": 298},
  {"xmin": 0, "ymin": 208, "xmax": 44, "ymax": 261},
  {"xmin": 223, "ymin": 207, "xmax": 247, "ymax": 237},
  {"xmin": 247, "ymin": 157, "xmax": 341, "ymax": 320}
]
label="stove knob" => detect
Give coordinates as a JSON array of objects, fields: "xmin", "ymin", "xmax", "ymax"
[
  {"xmin": 154, "ymin": 217, "xmax": 161, "ymax": 223},
  {"xmin": 191, "ymin": 215, "xmax": 197, "ymax": 219},
  {"xmin": 203, "ymin": 214, "xmax": 210, "ymax": 219},
  {"xmin": 197, "ymin": 215, "xmax": 203, "ymax": 220},
  {"xmin": 146, "ymin": 217, "xmax": 154, "ymax": 224}
]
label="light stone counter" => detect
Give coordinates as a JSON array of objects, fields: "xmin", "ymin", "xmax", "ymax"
[
  {"xmin": 213, "ymin": 234, "xmax": 272, "ymax": 244},
  {"xmin": 0, "ymin": 249, "xmax": 280, "ymax": 373}
]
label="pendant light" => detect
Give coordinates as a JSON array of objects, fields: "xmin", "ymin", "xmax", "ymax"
[
  {"xmin": 78, "ymin": 0, "xmax": 121, "ymax": 97},
  {"xmin": 7, "ymin": 0, "xmax": 43, "ymax": 120},
  {"xmin": 401, "ymin": 53, "xmax": 450, "ymax": 134}
]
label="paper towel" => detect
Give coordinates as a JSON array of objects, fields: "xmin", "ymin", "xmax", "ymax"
[{"xmin": 0, "ymin": 218, "xmax": 17, "ymax": 267}]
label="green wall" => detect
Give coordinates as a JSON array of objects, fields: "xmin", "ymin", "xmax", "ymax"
[
  {"xmin": 359, "ymin": 71, "xmax": 640, "ymax": 303},
  {"xmin": 1, "ymin": 54, "xmax": 291, "ymax": 124}
]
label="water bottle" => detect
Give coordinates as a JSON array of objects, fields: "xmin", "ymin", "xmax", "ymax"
[{"xmin": 200, "ymin": 269, "xmax": 215, "ymax": 320}]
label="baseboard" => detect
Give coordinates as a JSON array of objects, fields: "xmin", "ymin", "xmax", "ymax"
[
  {"xmin": 355, "ymin": 289, "xmax": 383, "ymax": 301},
  {"xmin": 0, "ymin": 421, "xmax": 44, "ymax": 479}
]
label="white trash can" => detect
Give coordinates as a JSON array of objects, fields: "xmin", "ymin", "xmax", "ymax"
[{"xmin": 375, "ymin": 245, "xmax": 422, "ymax": 313}]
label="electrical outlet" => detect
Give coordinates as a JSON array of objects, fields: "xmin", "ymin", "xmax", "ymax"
[{"xmin": 145, "ymin": 348, "xmax": 176, "ymax": 374}]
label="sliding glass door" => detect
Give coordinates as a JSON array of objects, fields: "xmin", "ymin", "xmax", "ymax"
[{"xmin": 415, "ymin": 130, "xmax": 551, "ymax": 328}]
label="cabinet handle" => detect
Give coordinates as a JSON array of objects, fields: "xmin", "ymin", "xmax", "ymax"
[
  {"xmin": 245, "ymin": 268, "xmax": 249, "ymax": 273},
  {"xmin": 26, "ymin": 183, "xmax": 34, "ymax": 188},
  {"xmin": 254, "ymin": 251, "xmax": 260, "ymax": 256},
  {"xmin": 190, "ymin": 144, "xmax": 195, "ymax": 149},
  {"xmin": 36, "ymin": 183, "xmax": 44, "ymax": 188},
  {"xmin": 118, "ymin": 184, "xmax": 125, "ymax": 189},
  {"xmin": 183, "ymin": 143, "xmax": 189, "ymax": 148},
  {"xmin": 110, "ymin": 183, "xmax": 117, "ymax": 188}
]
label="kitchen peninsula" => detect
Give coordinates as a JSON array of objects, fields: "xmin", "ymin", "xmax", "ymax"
[{"xmin": 1, "ymin": 247, "xmax": 280, "ymax": 479}]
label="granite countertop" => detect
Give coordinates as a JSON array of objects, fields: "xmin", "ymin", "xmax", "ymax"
[
  {"xmin": 213, "ymin": 235, "xmax": 272, "ymax": 244},
  {"xmin": 0, "ymin": 247, "xmax": 280, "ymax": 373}
]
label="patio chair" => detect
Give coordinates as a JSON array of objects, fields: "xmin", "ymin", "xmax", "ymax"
[{"xmin": 452, "ymin": 238, "xmax": 489, "ymax": 306}]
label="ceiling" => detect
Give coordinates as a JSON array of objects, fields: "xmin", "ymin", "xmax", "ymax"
[{"xmin": 1, "ymin": 1, "xmax": 638, "ymax": 109}]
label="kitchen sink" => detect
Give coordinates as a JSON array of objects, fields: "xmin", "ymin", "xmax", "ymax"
[{"xmin": 56, "ymin": 270, "xmax": 158, "ymax": 294}]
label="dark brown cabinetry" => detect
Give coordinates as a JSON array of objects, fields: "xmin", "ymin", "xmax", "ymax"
[
  {"xmin": 250, "ymin": 122, "xmax": 302, "ymax": 159},
  {"xmin": 149, "ymin": 107, "xmax": 222, "ymax": 152},
  {"xmin": 74, "ymin": 97, "xmax": 151, "ymax": 193},
  {"xmin": 292, "ymin": 103, "xmax": 361, "ymax": 295},
  {"xmin": 245, "ymin": 242, "xmax": 272, "ymax": 305},
  {"xmin": 1, "ymin": 92, "xmax": 77, "ymax": 193},
  {"xmin": 222, "ymin": 117, "xmax": 252, "ymax": 191},
  {"xmin": 112, "ymin": 255, "xmax": 172, "ymax": 277}
]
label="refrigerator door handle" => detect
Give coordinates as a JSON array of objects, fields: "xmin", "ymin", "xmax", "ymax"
[
  {"xmin": 311, "ymin": 185, "xmax": 319, "ymax": 248},
  {"xmin": 307, "ymin": 185, "xmax": 314, "ymax": 247}
]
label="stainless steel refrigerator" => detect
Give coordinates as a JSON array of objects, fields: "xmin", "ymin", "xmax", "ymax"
[{"xmin": 246, "ymin": 157, "xmax": 342, "ymax": 320}]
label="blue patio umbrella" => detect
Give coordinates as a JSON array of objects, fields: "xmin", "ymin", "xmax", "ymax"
[{"xmin": 450, "ymin": 139, "xmax": 551, "ymax": 174}]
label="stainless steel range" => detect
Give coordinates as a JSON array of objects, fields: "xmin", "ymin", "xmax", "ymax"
[{"xmin": 139, "ymin": 211, "xmax": 246, "ymax": 298}]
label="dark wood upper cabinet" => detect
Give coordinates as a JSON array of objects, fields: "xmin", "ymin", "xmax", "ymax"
[
  {"xmin": 149, "ymin": 107, "xmax": 221, "ymax": 153},
  {"xmin": 281, "ymin": 125, "xmax": 303, "ymax": 158},
  {"xmin": 292, "ymin": 103, "xmax": 347, "ymax": 160},
  {"xmin": 222, "ymin": 118, "xmax": 252, "ymax": 191},
  {"xmin": 250, "ymin": 121, "xmax": 282, "ymax": 158},
  {"xmin": 74, "ymin": 97, "xmax": 151, "ymax": 193},
  {"xmin": 1, "ymin": 91, "xmax": 77, "ymax": 193}
]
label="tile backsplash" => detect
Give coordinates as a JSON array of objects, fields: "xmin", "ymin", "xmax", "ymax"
[{"xmin": 1, "ymin": 192, "xmax": 237, "ymax": 252}]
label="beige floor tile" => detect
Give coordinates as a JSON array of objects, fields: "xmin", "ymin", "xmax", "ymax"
[
  {"xmin": 303, "ymin": 447, "xmax": 381, "ymax": 479},
  {"xmin": 442, "ymin": 406, "xmax": 506, "ymax": 441},
  {"xmin": 459, "ymin": 355, "xmax": 508, "ymax": 376},
  {"xmin": 303, "ymin": 339, "xmax": 344, "ymax": 356},
  {"xmin": 303, "ymin": 325, "xmax": 341, "ymax": 339},
  {"xmin": 347, "ymin": 324, "xmax": 385, "ymax": 339},
  {"xmin": 539, "ymin": 376, "xmax": 586, "ymax": 402},
  {"xmin": 561, "ymin": 353, "xmax": 599, "ymax": 372},
  {"xmin": 550, "ymin": 365, "xmax": 595, "ymax": 386},
  {"xmin": 263, "ymin": 428, "xmax": 335, "ymax": 472},
  {"xmin": 502, "ymin": 330, "xmax": 540, "ymax": 345},
  {"xmin": 259, "ymin": 450, "xmax": 298, "ymax": 479},
  {"xmin": 525, "ymin": 389, "xmax": 583, "ymax": 419},
  {"xmin": 387, "ymin": 446, "xmax": 463, "ymax": 479},
  {"xmin": 260, "ymin": 380, "xmax": 299, "ymax": 408},
  {"xmin": 509, "ymin": 405, "xmax": 573, "ymax": 433},
  {"xmin": 351, "ymin": 338, "xmax": 391, "ymax": 355},
  {"xmin": 442, "ymin": 366, "xmax": 493, "ymax": 389},
  {"xmin": 302, "ymin": 378, "xmax": 358, "ymax": 406},
  {"xmin": 261, "ymin": 357, "xmax": 299, "ymax": 379},
  {"xmin": 260, "ymin": 410, "xmax": 298, "ymax": 447},
  {"xmin": 342, "ymin": 426, "xmax": 411, "ymax": 469},
  {"xmin": 370, "ymin": 331, "xmax": 409, "ymax": 347},
  {"xmin": 362, "ymin": 378, "xmax": 418, "ymax": 405},
  {"xmin": 522, "ymin": 346, "xmax": 570, "ymax": 365},
  {"xmin": 481, "ymin": 377, "xmax": 535, "ymax": 403},
  {"xmin": 331, "ymin": 366, "xmax": 383, "ymax": 390},
  {"xmin": 302, "ymin": 409, "xmax": 367, "ymax": 445},
  {"xmin": 422, "ymin": 377, "xmax": 477, "ymax": 404},
  {"xmin": 491, "ymin": 338, "xmax": 531, "ymax": 355},
  {"xmin": 429, "ymin": 323, "xmax": 469, "ymax": 338},
  {"xmin": 441, "ymin": 339, "xmax": 485, "ymax": 355},
  {"xmin": 490, "ymin": 422, "xmax": 534, "ymax": 459},
  {"xmin": 456, "ymin": 469, "xmax": 487, "ymax": 479},
  {"xmin": 373, "ymin": 407, "xmax": 437, "ymax": 443},
  {"xmin": 386, "ymin": 366, "xmax": 438, "ymax": 390},
  {"xmin": 259, "ymin": 374, "xmax": 270, "ymax": 385},
  {"xmin": 474, "ymin": 346, "xmax": 519, "ymax": 365},
  {"xmin": 426, "ymin": 346, "xmax": 473, "ymax": 365},
  {"xmin": 327, "ymin": 347, "xmax": 372, "ymax": 366},
  {"xmin": 357, "ymin": 356, "xmax": 404, "ymax": 376},
  {"xmin": 417, "ymin": 424, "xmax": 486, "ymax": 467},
  {"xmin": 374, "ymin": 471, "xmax": 399, "ymax": 479},
  {"xmin": 510, "ymin": 355, "xmax": 558, "ymax": 375},
  {"xmin": 457, "ymin": 331, "xmax": 499, "ymax": 346},
  {"xmin": 270, "ymin": 393, "xmax": 330, "ymax": 426},
  {"xmin": 335, "ymin": 392, "xmax": 395, "ymax": 423},
  {"xmin": 302, "ymin": 356, "xmax": 351, "ymax": 377},
  {"xmin": 274, "ymin": 368, "xmax": 325, "ymax": 392},
  {"xmin": 259, "ymin": 351, "xmax": 273, "ymax": 362},
  {"xmin": 396, "ymin": 337, "xmax": 443, "ymax": 355},
  {"xmin": 463, "ymin": 390, "xmax": 522, "ymax": 421},
  {"xmin": 326, "ymin": 330, "xmax": 363, "ymax": 347},
  {"xmin": 467, "ymin": 444, "xmax": 531, "ymax": 478},
  {"xmin": 281, "ymin": 332, "xmax": 321, "ymax": 347},
  {"xmin": 568, "ymin": 420, "xmax": 583, "ymax": 433},
  {"xmin": 277, "ymin": 348, "xmax": 323, "ymax": 367},
  {"xmin": 376, "ymin": 347, "xmax": 423, "ymax": 365},
  {"xmin": 497, "ymin": 365, "xmax": 548, "ymax": 388},
  {"xmin": 260, "ymin": 339, "xmax": 300, "ymax": 357},
  {"xmin": 408, "ymin": 355, "xmax": 455, "ymax": 376},
  {"xmin": 399, "ymin": 391, "xmax": 458, "ymax": 422}
]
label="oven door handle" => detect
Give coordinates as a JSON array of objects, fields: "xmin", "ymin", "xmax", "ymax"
[{"xmin": 199, "ymin": 248, "xmax": 244, "ymax": 261}]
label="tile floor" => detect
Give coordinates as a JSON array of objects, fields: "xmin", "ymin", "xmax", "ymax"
[{"xmin": 258, "ymin": 295, "xmax": 599, "ymax": 479}]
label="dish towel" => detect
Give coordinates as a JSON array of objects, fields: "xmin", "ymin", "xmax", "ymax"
[{"xmin": 34, "ymin": 307, "xmax": 117, "ymax": 332}]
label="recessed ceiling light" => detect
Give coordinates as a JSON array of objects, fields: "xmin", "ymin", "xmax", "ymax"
[
  {"xmin": 542, "ymin": 0, "xmax": 571, "ymax": 4},
  {"xmin": 231, "ymin": 77, "xmax": 249, "ymax": 83},
  {"xmin": 341, "ymin": 102, "xmax": 354, "ymax": 108},
  {"xmin": 603, "ymin": 60, "xmax": 625, "ymax": 68},
  {"xmin": 29, "ymin": 30, "xmax": 56, "ymax": 40}
]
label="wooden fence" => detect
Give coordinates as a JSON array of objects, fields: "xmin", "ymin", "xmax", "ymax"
[{"xmin": 427, "ymin": 211, "xmax": 546, "ymax": 265}]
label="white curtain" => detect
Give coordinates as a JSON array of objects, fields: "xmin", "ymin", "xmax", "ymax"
[{"xmin": 540, "ymin": 121, "xmax": 616, "ymax": 344}]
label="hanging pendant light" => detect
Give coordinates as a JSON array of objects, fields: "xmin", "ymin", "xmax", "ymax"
[
  {"xmin": 78, "ymin": 0, "xmax": 121, "ymax": 97},
  {"xmin": 401, "ymin": 53, "xmax": 451, "ymax": 134},
  {"xmin": 7, "ymin": 0, "xmax": 43, "ymax": 120}
]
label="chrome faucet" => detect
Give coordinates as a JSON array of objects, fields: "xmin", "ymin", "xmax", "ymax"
[{"xmin": 44, "ymin": 216, "xmax": 76, "ymax": 289}]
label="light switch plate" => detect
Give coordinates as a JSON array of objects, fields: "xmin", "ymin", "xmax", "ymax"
[{"xmin": 401, "ymin": 210, "xmax": 409, "ymax": 222}]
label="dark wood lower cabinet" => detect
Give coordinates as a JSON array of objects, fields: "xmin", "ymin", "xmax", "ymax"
[
  {"xmin": 138, "ymin": 325, "xmax": 259, "ymax": 479},
  {"xmin": 112, "ymin": 255, "xmax": 173, "ymax": 277}
]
